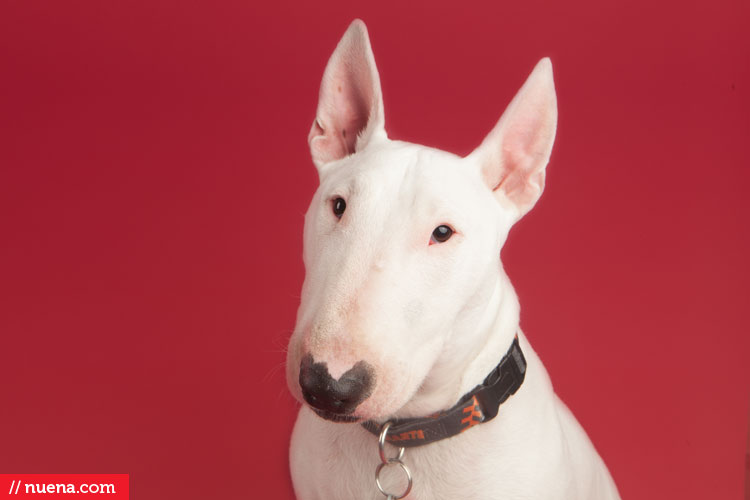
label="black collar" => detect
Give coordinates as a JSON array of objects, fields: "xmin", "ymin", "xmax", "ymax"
[{"xmin": 361, "ymin": 335, "xmax": 526, "ymax": 447}]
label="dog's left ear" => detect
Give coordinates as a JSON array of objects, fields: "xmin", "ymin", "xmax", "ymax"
[
  {"xmin": 469, "ymin": 58, "xmax": 557, "ymax": 219},
  {"xmin": 308, "ymin": 20, "xmax": 386, "ymax": 171}
]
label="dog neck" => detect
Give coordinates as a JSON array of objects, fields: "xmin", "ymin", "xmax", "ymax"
[{"xmin": 394, "ymin": 271, "xmax": 522, "ymax": 419}]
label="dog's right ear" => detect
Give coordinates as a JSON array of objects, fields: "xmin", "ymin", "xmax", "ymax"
[{"xmin": 308, "ymin": 20, "xmax": 386, "ymax": 171}]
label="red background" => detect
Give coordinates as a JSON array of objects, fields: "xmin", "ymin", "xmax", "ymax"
[{"xmin": 1, "ymin": 1, "xmax": 748, "ymax": 499}]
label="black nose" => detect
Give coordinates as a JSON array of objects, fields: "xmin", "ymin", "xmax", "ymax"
[{"xmin": 299, "ymin": 354, "xmax": 374, "ymax": 417}]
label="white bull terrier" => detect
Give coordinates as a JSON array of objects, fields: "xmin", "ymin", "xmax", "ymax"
[{"xmin": 286, "ymin": 19, "xmax": 620, "ymax": 500}]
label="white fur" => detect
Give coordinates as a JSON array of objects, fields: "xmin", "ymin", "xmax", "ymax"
[{"xmin": 286, "ymin": 19, "xmax": 620, "ymax": 500}]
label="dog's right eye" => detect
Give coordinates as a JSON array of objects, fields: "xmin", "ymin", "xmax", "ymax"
[
  {"xmin": 431, "ymin": 225, "xmax": 454, "ymax": 244},
  {"xmin": 332, "ymin": 197, "xmax": 346, "ymax": 219}
]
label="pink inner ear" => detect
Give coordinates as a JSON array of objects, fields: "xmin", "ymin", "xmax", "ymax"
[
  {"xmin": 328, "ymin": 65, "xmax": 374, "ymax": 156},
  {"xmin": 494, "ymin": 155, "xmax": 545, "ymax": 209},
  {"xmin": 309, "ymin": 116, "xmax": 348, "ymax": 165},
  {"xmin": 495, "ymin": 111, "xmax": 549, "ymax": 204}
]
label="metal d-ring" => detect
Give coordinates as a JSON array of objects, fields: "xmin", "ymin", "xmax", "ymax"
[
  {"xmin": 378, "ymin": 421, "xmax": 405, "ymax": 464},
  {"xmin": 375, "ymin": 421, "xmax": 412, "ymax": 499}
]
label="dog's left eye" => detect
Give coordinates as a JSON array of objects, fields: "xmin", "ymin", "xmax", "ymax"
[
  {"xmin": 332, "ymin": 197, "xmax": 346, "ymax": 219},
  {"xmin": 430, "ymin": 225, "xmax": 454, "ymax": 244}
]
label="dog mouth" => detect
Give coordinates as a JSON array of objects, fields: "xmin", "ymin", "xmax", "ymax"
[{"xmin": 311, "ymin": 408, "xmax": 363, "ymax": 423}]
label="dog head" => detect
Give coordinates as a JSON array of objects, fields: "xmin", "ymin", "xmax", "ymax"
[{"xmin": 286, "ymin": 20, "xmax": 557, "ymax": 422}]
